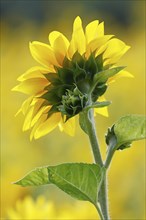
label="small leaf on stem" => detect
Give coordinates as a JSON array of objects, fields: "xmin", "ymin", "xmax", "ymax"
[
  {"xmin": 79, "ymin": 112, "xmax": 89, "ymax": 134},
  {"xmin": 85, "ymin": 101, "xmax": 111, "ymax": 110},
  {"xmin": 106, "ymin": 114, "xmax": 146, "ymax": 150},
  {"xmin": 93, "ymin": 66, "xmax": 125, "ymax": 85}
]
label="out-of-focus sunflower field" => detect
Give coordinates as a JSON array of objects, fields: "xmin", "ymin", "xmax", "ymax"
[{"xmin": 1, "ymin": 1, "xmax": 145, "ymax": 219}]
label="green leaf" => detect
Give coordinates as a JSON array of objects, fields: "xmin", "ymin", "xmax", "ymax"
[
  {"xmin": 93, "ymin": 66, "xmax": 125, "ymax": 84},
  {"xmin": 106, "ymin": 114, "xmax": 146, "ymax": 150},
  {"xmin": 14, "ymin": 167, "xmax": 50, "ymax": 186},
  {"xmin": 85, "ymin": 101, "xmax": 111, "ymax": 110},
  {"xmin": 114, "ymin": 115, "xmax": 146, "ymax": 148},
  {"xmin": 79, "ymin": 112, "xmax": 88, "ymax": 134},
  {"xmin": 14, "ymin": 163, "xmax": 105, "ymax": 206}
]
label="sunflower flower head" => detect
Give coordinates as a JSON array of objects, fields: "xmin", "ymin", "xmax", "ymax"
[{"xmin": 12, "ymin": 16, "xmax": 133, "ymax": 140}]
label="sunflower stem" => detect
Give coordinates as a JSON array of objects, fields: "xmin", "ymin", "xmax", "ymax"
[
  {"xmin": 84, "ymin": 109, "xmax": 110, "ymax": 220},
  {"xmin": 95, "ymin": 203, "xmax": 105, "ymax": 220}
]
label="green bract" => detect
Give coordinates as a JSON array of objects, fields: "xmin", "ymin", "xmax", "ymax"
[
  {"xmin": 41, "ymin": 52, "xmax": 123, "ymax": 119},
  {"xmin": 58, "ymin": 87, "xmax": 88, "ymax": 120}
]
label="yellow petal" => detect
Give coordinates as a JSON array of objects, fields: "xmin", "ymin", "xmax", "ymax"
[
  {"xmin": 17, "ymin": 96, "xmax": 33, "ymax": 116},
  {"xmin": 15, "ymin": 108, "xmax": 22, "ymax": 117},
  {"xmin": 103, "ymin": 38, "xmax": 130, "ymax": 65},
  {"xmin": 108, "ymin": 70, "xmax": 134, "ymax": 84},
  {"xmin": 58, "ymin": 116, "xmax": 76, "ymax": 136},
  {"xmin": 17, "ymin": 66, "xmax": 55, "ymax": 81},
  {"xmin": 29, "ymin": 41, "xmax": 59, "ymax": 67},
  {"xmin": 30, "ymin": 98, "xmax": 45, "ymax": 118},
  {"xmin": 68, "ymin": 16, "xmax": 86, "ymax": 57},
  {"xmin": 94, "ymin": 107, "xmax": 109, "ymax": 117},
  {"xmin": 12, "ymin": 78, "xmax": 49, "ymax": 95},
  {"xmin": 34, "ymin": 113, "xmax": 61, "ymax": 139},
  {"xmin": 30, "ymin": 114, "xmax": 48, "ymax": 141},
  {"xmin": 85, "ymin": 35, "xmax": 113, "ymax": 59},
  {"xmin": 22, "ymin": 99, "xmax": 45, "ymax": 131},
  {"xmin": 31, "ymin": 105, "xmax": 51, "ymax": 127},
  {"xmin": 54, "ymin": 36, "xmax": 69, "ymax": 65},
  {"xmin": 49, "ymin": 31, "xmax": 69, "ymax": 65},
  {"xmin": 85, "ymin": 20, "xmax": 99, "ymax": 44},
  {"xmin": 35, "ymin": 90, "xmax": 48, "ymax": 98},
  {"xmin": 94, "ymin": 96, "xmax": 109, "ymax": 117},
  {"xmin": 96, "ymin": 22, "xmax": 104, "ymax": 37},
  {"xmin": 23, "ymin": 106, "xmax": 34, "ymax": 131},
  {"xmin": 95, "ymin": 43, "xmax": 108, "ymax": 58},
  {"xmin": 49, "ymin": 31, "xmax": 69, "ymax": 49}
]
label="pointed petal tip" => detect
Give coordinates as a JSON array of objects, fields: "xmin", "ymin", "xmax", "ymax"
[
  {"xmin": 29, "ymin": 41, "xmax": 38, "ymax": 49},
  {"xmin": 34, "ymin": 133, "xmax": 41, "ymax": 140},
  {"xmin": 125, "ymin": 72, "xmax": 134, "ymax": 78},
  {"xmin": 15, "ymin": 109, "xmax": 21, "ymax": 117},
  {"xmin": 29, "ymin": 41, "xmax": 32, "ymax": 47},
  {"xmin": 29, "ymin": 41, "xmax": 33, "ymax": 52},
  {"xmin": 11, "ymin": 86, "xmax": 19, "ymax": 92},
  {"xmin": 74, "ymin": 16, "xmax": 82, "ymax": 26},
  {"xmin": 29, "ymin": 41, "xmax": 38, "ymax": 46},
  {"xmin": 130, "ymin": 74, "xmax": 134, "ymax": 78},
  {"xmin": 75, "ymin": 15, "xmax": 81, "ymax": 21},
  {"xmin": 126, "ymin": 45, "xmax": 131, "ymax": 51}
]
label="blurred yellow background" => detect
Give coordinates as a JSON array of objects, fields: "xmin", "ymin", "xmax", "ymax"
[{"xmin": 1, "ymin": 1, "xmax": 145, "ymax": 219}]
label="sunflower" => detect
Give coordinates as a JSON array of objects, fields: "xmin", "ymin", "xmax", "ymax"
[
  {"xmin": 7, "ymin": 196, "xmax": 56, "ymax": 219},
  {"xmin": 12, "ymin": 16, "xmax": 132, "ymax": 140},
  {"xmin": 7, "ymin": 195, "xmax": 97, "ymax": 219}
]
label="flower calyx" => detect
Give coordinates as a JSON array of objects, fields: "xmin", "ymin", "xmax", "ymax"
[
  {"xmin": 42, "ymin": 52, "xmax": 112, "ymax": 119},
  {"xmin": 58, "ymin": 87, "xmax": 88, "ymax": 120}
]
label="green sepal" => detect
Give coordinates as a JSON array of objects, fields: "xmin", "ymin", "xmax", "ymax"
[
  {"xmin": 93, "ymin": 66, "xmax": 126, "ymax": 85},
  {"xmin": 84, "ymin": 53, "xmax": 98, "ymax": 77},
  {"xmin": 41, "ymin": 87, "xmax": 61, "ymax": 104},
  {"xmin": 72, "ymin": 51, "xmax": 85, "ymax": 68},
  {"xmin": 47, "ymin": 105, "xmax": 59, "ymax": 117},
  {"xmin": 43, "ymin": 73, "xmax": 61, "ymax": 86},
  {"xmin": 73, "ymin": 63, "xmax": 86, "ymax": 83},
  {"xmin": 92, "ymin": 84, "xmax": 108, "ymax": 102},
  {"xmin": 85, "ymin": 101, "xmax": 111, "ymax": 110},
  {"xmin": 77, "ymin": 79, "xmax": 92, "ymax": 94},
  {"xmin": 62, "ymin": 56, "xmax": 72, "ymax": 69},
  {"xmin": 57, "ymin": 68, "xmax": 74, "ymax": 84},
  {"xmin": 95, "ymin": 54, "xmax": 104, "ymax": 72},
  {"xmin": 106, "ymin": 114, "xmax": 146, "ymax": 150},
  {"xmin": 14, "ymin": 163, "xmax": 105, "ymax": 206}
]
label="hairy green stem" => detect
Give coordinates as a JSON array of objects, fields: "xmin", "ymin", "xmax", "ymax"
[
  {"xmin": 84, "ymin": 109, "xmax": 110, "ymax": 220},
  {"xmin": 85, "ymin": 109, "xmax": 103, "ymax": 166},
  {"xmin": 104, "ymin": 135, "xmax": 117, "ymax": 169},
  {"xmin": 98, "ymin": 175, "xmax": 109, "ymax": 220},
  {"xmin": 95, "ymin": 203, "xmax": 105, "ymax": 220}
]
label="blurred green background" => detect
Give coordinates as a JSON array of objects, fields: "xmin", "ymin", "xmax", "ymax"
[{"xmin": 1, "ymin": 0, "xmax": 145, "ymax": 219}]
